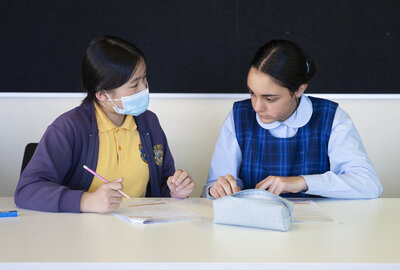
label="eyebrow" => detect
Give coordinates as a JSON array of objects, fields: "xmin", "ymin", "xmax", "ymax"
[
  {"xmin": 248, "ymin": 87, "xmax": 279, "ymax": 97},
  {"xmin": 130, "ymin": 72, "xmax": 147, "ymax": 84}
]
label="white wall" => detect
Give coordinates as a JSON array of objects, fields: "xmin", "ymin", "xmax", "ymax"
[{"xmin": 1, "ymin": 93, "xmax": 399, "ymax": 198}]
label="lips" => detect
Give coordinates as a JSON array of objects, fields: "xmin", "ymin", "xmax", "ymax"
[{"xmin": 259, "ymin": 115, "xmax": 271, "ymax": 120}]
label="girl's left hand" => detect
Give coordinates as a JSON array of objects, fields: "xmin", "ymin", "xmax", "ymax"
[
  {"xmin": 167, "ymin": 169, "xmax": 196, "ymax": 198},
  {"xmin": 255, "ymin": 176, "xmax": 308, "ymax": 196}
]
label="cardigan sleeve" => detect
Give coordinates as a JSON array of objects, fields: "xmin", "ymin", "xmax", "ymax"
[
  {"xmin": 14, "ymin": 124, "xmax": 84, "ymax": 213},
  {"xmin": 160, "ymin": 136, "xmax": 175, "ymax": 197},
  {"xmin": 138, "ymin": 111, "xmax": 175, "ymax": 197}
]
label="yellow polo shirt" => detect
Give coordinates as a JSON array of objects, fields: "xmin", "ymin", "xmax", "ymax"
[{"xmin": 88, "ymin": 103, "xmax": 149, "ymax": 197}]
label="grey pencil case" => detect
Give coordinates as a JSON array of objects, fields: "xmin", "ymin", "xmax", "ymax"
[{"xmin": 213, "ymin": 189, "xmax": 294, "ymax": 232}]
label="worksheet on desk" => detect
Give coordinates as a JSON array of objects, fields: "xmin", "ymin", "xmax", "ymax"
[
  {"xmin": 113, "ymin": 199, "xmax": 199, "ymax": 224},
  {"xmin": 291, "ymin": 200, "xmax": 333, "ymax": 222}
]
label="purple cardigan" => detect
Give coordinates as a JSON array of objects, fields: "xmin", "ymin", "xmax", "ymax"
[{"xmin": 14, "ymin": 102, "xmax": 175, "ymax": 212}]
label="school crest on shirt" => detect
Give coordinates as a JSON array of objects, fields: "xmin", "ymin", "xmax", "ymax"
[
  {"xmin": 138, "ymin": 144, "xmax": 148, "ymax": 164},
  {"xmin": 153, "ymin": 144, "xmax": 163, "ymax": 166}
]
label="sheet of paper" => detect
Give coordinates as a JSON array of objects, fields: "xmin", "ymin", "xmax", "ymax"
[
  {"xmin": 291, "ymin": 199, "xmax": 333, "ymax": 222},
  {"xmin": 113, "ymin": 199, "xmax": 199, "ymax": 224}
]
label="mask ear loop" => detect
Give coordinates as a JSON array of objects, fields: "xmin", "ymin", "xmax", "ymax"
[{"xmin": 104, "ymin": 90, "xmax": 122, "ymax": 109}]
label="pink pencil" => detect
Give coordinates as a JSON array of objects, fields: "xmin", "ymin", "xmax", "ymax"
[{"xmin": 83, "ymin": 165, "xmax": 131, "ymax": 199}]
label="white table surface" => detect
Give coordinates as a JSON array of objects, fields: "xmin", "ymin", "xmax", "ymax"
[{"xmin": 1, "ymin": 197, "xmax": 399, "ymax": 270}]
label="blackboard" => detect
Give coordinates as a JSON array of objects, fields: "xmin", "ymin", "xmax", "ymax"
[{"xmin": 1, "ymin": 0, "xmax": 399, "ymax": 94}]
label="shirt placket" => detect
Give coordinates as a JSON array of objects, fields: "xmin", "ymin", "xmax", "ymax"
[{"xmin": 114, "ymin": 128, "xmax": 122, "ymax": 164}]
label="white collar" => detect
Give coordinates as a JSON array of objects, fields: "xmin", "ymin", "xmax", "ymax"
[{"xmin": 256, "ymin": 95, "xmax": 313, "ymax": 130}]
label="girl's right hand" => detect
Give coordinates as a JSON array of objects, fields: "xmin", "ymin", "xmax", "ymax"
[
  {"xmin": 80, "ymin": 178, "xmax": 124, "ymax": 213},
  {"xmin": 209, "ymin": 174, "xmax": 241, "ymax": 199}
]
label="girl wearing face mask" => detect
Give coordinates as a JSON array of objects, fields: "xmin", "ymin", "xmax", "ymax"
[
  {"xmin": 15, "ymin": 36, "xmax": 195, "ymax": 213},
  {"xmin": 202, "ymin": 40, "xmax": 383, "ymax": 199}
]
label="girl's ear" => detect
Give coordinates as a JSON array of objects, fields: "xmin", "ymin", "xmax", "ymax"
[
  {"xmin": 95, "ymin": 90, "xmax": 108, "ymax": 102},
  {"xmin": 295, "ymin": 84, "xmax": 308, "ymax": 98}
]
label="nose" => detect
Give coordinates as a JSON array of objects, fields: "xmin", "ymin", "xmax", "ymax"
[{"xmin": 253, "ymin": 97, "xmax": 265, "ymax": 113}]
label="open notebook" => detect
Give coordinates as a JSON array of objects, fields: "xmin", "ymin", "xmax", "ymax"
[{"xmin": 113, "ymin": 198, "xmax": 199, "ymax": 224}]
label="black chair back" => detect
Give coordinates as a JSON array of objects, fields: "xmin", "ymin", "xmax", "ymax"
[{"xmin": 20, "ymin": 143, "xmax": 38, "ymax": 175}]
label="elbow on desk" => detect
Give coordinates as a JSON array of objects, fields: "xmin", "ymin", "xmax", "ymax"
[
  {"xmin": 365, "ymin": 181, "xmax": 383, "ymax": 199},
  {"xmin": 347, "ymin": 176, "xmax": 383, "ymax": 199},
  {"xmin": 14, "ymin": 188, "xmax": 28, "ymax": 210},
  {"xmin": 14, "ymin": 174, "xmax": 37, "ymax": 210},
  {"xmin": 13, "ymin": 183, "xmax": 37, "ymax": 211},
  {"xmin": 329, "ymin": 169, "xmax": 384, "ymax": 199},
  {"xmin": 13, "ymin": 181, "xmax": 53, "ymax": 212},
  {"xmin": 359, "ymin": 173, "xmax": 383, "ymax": 199}
]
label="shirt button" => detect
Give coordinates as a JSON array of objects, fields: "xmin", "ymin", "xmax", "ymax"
[
  {"xmin": 115, "ymin": 129, "xmax": 119, "ymax": 133},
  {"xmin": 118, "ymin": 146, "xmax": 122, "ymax": 151}
]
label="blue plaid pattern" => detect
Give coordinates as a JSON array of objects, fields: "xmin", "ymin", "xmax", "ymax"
[{"xmin": 233, "ymin": 97, "xmax": 338, "ymax": 190}]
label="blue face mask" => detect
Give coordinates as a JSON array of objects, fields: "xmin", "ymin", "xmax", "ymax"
[{"xmin": 106, "ymin": 88, "xmax": 149, "ymax": 116}]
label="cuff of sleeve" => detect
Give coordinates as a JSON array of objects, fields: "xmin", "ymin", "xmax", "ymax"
[
  {"xmin": 59, "ymin": 189, "xmax": 85, "ymax": 213},
  {"xmin": 303, "ymin": 175, "xmax": 326, "ymax": 196},
  {"xmin": 236, "ymin": 178, "xmax": 244, "ymax": 190},
  {"xmin": 201, "ymin": 182, "xmax": 215, "ymax": 199}
]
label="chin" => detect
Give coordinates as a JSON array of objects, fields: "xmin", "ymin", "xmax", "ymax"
[
  {"xmin": 259, "ymin": 117, "xmax": 275, "ymax": 124},
  {"xmin": 261, "ymin": 120, "xmax": 275, "ymax": 124}
]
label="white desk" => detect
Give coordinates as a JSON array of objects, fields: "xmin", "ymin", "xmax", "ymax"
[{"xmin": 1, "ymin": 197, "xmax": 400, "ymax": 270}]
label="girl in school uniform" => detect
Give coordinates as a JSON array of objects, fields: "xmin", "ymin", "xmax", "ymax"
[
  {"xmin": 202, "ymin": 39, "xmax": 382, "ymax": 199},
  {"xmin": 15, "ymin": 36, "xmax": 195, "ymax": 213}
]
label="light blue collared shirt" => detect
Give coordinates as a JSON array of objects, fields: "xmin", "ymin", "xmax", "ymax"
[{"xmin": 202, "ymin": 95, "xmax": 383, "ymax": 199}]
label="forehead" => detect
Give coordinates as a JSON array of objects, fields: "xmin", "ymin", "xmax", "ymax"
[
  {"xmin": 127, "ymin": 59, "xmax": 146, "ymax": 82},
  {"xmin": 247, "ymin": 67, "xmax": 289, "ymax": 96}
]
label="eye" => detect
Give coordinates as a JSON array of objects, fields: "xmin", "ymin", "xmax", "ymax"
[{"xmin": 265, "ymin": 98, "xmax": 275, "ymax": 102}]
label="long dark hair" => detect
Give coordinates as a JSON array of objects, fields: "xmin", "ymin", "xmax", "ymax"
[
  {"xmin": 81, "ymin": 35, "xmax": 145, "ymax": 104},
  {"xmin": 250, "ymin": 40, "xmax": 316, "ymax": 93}
]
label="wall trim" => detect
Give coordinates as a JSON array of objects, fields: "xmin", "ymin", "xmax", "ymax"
[{"xmin": 1, "ymin": 92, "xmax": 400, "ymax": 100}]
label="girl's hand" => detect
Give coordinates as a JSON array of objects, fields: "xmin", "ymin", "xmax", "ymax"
[
  {"xmin": 167, "ymin": 169, "xmax": 195, "ymax": 198},
  {"xmin": 209, "ymin": 174, "xmax": 241, "ymax": 199},
  {"xmin": 255, "ymin": 176, "xmax": 308, "ymax": 196},
  {"xmin": 80, "ymin": 178, "xmax": 124, "ymax": 213}
]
